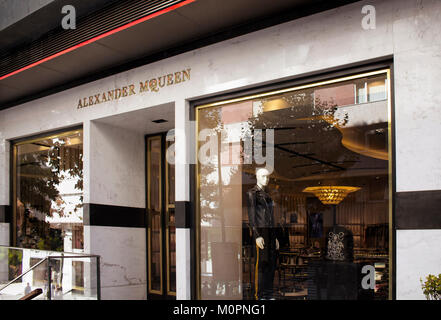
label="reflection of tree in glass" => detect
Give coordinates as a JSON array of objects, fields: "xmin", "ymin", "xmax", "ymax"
[
  {"xmin": 19, "ymin": 146, "xmax": 60, "ymax": 215},
  {"xmin": 7, "ymin": 250, "xmax": 22, "ymax": 280},
  {"xmin": 198, "ymin": 107, "xmax": 240, "ymax": 242},
  {"xmin": 52, "ymin": 141, "xmax": 84, "ymax": 217},
  {"xmin": 243, "ymin": 90, "xmax": 357, "ymax": 183},
  {"xmin": 17, "ymin": 137, "xmax": 83, "ymax": 251}
]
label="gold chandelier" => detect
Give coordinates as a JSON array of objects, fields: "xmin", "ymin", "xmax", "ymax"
[{"xmin": 302, "ymin": 186, "xmax": 361, "ymax": 205}]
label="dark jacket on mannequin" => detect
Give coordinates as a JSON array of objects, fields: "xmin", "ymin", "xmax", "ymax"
[{"xmin": 246, "ymin": 185, "xmax": 277, "ymax": 263}]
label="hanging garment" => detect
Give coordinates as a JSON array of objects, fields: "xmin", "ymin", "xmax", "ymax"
[{"xmin": 324, "ymin": 225, "xmax": 354, "ymax": 262}]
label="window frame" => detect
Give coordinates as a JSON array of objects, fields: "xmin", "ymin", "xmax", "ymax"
[
  {"xmin": 191, "ymin": 63, "xmax": 395, "ymax": 300},
  {"xmin": 10, "ymin": 126, "xmax": 84, "ymax": 249}
]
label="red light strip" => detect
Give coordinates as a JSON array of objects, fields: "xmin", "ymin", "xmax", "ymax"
[{"xmin": 0, "ymin": 0, "xmax": 197, "ymax": 81}]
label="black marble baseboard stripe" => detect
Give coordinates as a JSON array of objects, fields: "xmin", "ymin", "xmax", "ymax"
[
  {"xmin": 0, "ymin": 205, "xmax": 11, "ymax": 223},
  {"xmin": 176, "ymin": 201, "xmax": 193, "ymax": 229},
  {"xmin": 83, "ymin": 203, "xmax": 145, "ymax": 228},
  {"xmin": 395, "ymin": 190, "xmax": 441, "ymax": 229}
]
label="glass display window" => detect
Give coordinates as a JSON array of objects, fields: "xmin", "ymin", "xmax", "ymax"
[
  {"xmin": 12, "ymin": 129, "xmax": 84, "ymax": 252},
  {"xmin": 196, "ymin": 70, "xmax": 391, "ymax": 300}
]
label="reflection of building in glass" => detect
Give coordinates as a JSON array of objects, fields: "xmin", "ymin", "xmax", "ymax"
[
  {"xmin": 14, "ymin": 131, "xmax": 84, "ymax": 253},
  {"xmin": 197, "ymin": 72, "xmax": 390, "ymax": 300}
]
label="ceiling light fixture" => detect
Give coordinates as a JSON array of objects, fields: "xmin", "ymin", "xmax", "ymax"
[{"xmin": 303, "ymin": 186, "xmax": 361, "ymax": 205}]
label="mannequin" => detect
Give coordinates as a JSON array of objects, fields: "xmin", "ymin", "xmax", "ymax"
[{"xmin": 246, "ymin": 167, "xmax": 279, "ymax": 300}]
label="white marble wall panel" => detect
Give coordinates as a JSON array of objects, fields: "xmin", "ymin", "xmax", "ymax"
[
  {"xmin": 392, "ymin": 0, "xmax": 441, "ymax": 54},
  {"xmin": 176, "ymin": 228, "xmax": 191, "ymax": 300},
  {"xmin": 84, "ymin": 225, "xmax": 147, "ymax": 300},
  {"xmin": 174, "ymin": 99, "xmax": 192, "ymax": 300},
  {"xmin": 101, "ymin": 284, "xmax": 147, "ymax": 300},
  {"xmin": 393, "ymin": 1, "xmax": 441, "ymax": 191},
  {"xmin": 0, "ymin": 137, "xmax": 9, "ymax": 206},
  {"xmin": 394, "ymin": 52, "xmax": 441, "ymax": 191},
  {"xmin": 82, "ymin": 121, "xmax": 91, "ymax": 204},
  {"xmin": 396, "ymin": 230, "xmax": 441, "ymax": 300},
  {"xmin": 88, "ymin": 121, "xmax": 145, "ymax": 208},
  {"xmin": 175, "ymin": 99, "xmax": 191, "ymax": 202},
  {"xmin": 0, "ymin": 244, "xmax": 7, "ymax": 282},
  {"xmin": 0, "ymin": 223, "xmax": 9, "ymax": 245},
  {"xmin": 0, "ymin": 225, "xmax": 8, "ymax": 283}
]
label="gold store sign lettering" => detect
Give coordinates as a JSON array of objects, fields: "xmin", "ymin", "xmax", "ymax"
[{"xmin": 77, "ymin": 68, "xmax": 191, "ymax": 109}]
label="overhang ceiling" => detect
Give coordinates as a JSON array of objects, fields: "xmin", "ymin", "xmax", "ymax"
[
  {"xmin": 0, "ymin": 0, "xmax": 360, "ymax": 110},
  {"xmin": 0, "ymin": 0, "xmax": 118, "ymax": 52}
]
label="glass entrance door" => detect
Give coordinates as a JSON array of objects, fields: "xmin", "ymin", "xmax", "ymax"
[{"xmin": 146, "ymin": 134, "xmax": 176, "ymax": 299}]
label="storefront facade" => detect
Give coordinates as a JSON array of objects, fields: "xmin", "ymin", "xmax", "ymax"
[{"xmin": 1, "ymin": 0, "xmax": 441, "ymax": 300}]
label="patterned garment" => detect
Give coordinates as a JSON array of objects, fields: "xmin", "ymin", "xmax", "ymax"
[
  {"xmin": 324, "ymin": 225, "xmax": 354, "ymax": 262},
  {"xmin": 326, "ymin": 231, "xmax": 345, "ymax": 261}
]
